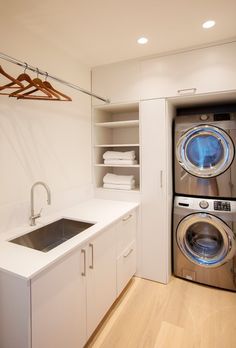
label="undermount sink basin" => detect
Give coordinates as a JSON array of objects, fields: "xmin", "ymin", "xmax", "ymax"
[{"xmin": 9, "ymin": 219, "xmax": 95, "ymax": 252}]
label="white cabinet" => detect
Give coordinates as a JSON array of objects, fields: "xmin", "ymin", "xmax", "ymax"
[
  {"xmin": 140, "ymin": 99, "xmax": 171, "ymax": 284},
  {"xmin": 93, "ymin": 103, "xmax": 140, "ymax": 192},
  {"xmin": 86, "ymin": 224, "xmax": 117, "ymax": 336},
  {"xmin": 92, "ymin": 60, "xmax": 141, "ymax": 105},
  {"xmin": 0, "ymin": 272, "xmax": 31, "ymax": 348},
  {"xmin": 91, "ymin": 42, "xmax": 236, "ymax": 102},
  {"xmin": 0, "ymin": 210, "xmax": 138, "ymax": 348},
  {"xmin": 31, "ymin": 251, "xmax": 87, "ymax": 348},
  {"xmin": 32, "ymin": 224, "xmax": 117, "ymax": 347},
  {"xmin": 116, "ymin": 211, "xmax": 137, "ymax": 295},
  {"xmin": 117, "ymin": 240, "xmax": 136, "ymax": 295},
  {"xmin": 140, "ymin": 42, "xmax": 236, "ymax": 99}
]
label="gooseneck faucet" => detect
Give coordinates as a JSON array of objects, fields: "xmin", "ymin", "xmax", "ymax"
[{"xmin": 29, "ymin": 181, "xmax": 51, "ymax": 226}]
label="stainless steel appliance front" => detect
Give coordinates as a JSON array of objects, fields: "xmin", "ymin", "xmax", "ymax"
[
  {"xmin": 173, "ymin": 196, "xmax": 236, "ymax": 291},
  {"xmin": 174, "ymin": 113, "xmax": 236, "ymax": 198}
]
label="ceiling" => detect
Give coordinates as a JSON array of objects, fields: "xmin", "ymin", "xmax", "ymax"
[{"xmin": 1, "ymin": 0, "xmax": 236, "ymax": 67}]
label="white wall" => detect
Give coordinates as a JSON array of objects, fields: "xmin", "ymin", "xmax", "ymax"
[{"xmin": 0, "ymin": 28, "xmax": 92, "ymax": 233}]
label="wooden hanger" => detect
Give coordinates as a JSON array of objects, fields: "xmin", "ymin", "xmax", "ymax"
[
  {"xmin": 20, "ymin": 72, "xmax": 72, "ymax": 101},
  {"xmin": 1, "ymin": 64, "xmax": 72, "ymax": 101},
  {"xmin": 9, "ymin": 69, "xmax": 55, "ymax": 100},
  {"xmin": 16, "ymin": 77, "xmax": 61, "ymax": 100},
  {"xmin": 42, "ymin": 80, "xmax": 72, "ymax": 101},
  {"xmin": 0, "ymin": 65, "xmax": 24, "ymax": 95}
]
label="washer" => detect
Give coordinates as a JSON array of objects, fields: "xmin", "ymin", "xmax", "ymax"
[
  {"xmin": 173, "ymin": 196, "xmax": 236, "ymax": 291},
  {"xmin": 174, "ymin": 112, "xmax": 236, "ymax": 198}
]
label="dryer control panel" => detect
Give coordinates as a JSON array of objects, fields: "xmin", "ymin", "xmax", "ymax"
[{"xmin": 214, "ymin": 201, "xmax": 231, "ymax": 211}]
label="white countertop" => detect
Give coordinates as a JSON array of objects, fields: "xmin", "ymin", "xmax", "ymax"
[{"xmin": 0, "ymin": 199, "xmax": 139, "ymax": 280}]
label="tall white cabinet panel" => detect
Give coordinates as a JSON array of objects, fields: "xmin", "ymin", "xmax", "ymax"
[
  {"xmin": 86, "ymin": 225, "xmax": 117, "ymax": 337},
  {"xmin": 140, "ymin": 42, "xmax": 236, "ymax": 99},
  {"xmin": 92, "ymin": 60, "xmax": 141, "ymax": 105},
  {"xmin": 31, "ymin": 251, "xmax": 87, "ymax": 348},
  {"xmin": 0, "ymin": 272, "xmax": 31, "ymax": 348},
  {"xmin": 140, "ymin": 99, "xmax": 171, "ymax": 284}
]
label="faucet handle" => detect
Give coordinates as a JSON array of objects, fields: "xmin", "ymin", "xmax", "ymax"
[
  {"xmin": 34, "ymin": 207, "xmax": 43, "ymax": 219},
  {"xmin": 38, "ymin": 207, "xmax": 43, "ymax": 217},
  {"xmin": 29, "ymin": 208, "xmax": 43, "ymax": 226}
]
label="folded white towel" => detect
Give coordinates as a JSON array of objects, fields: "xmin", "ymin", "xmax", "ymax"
[
  {"xmin": 104, "ymin": 159, "xmax": 137, "ymax": 165},
  {"xmin": 103, "ymin": 183, "xmax": 135, "ymax": 190},
  {"xmin": 103, "ymin": 150, "xmax": 135, "ymax": 160},
  {"xmin": 103, "ymin": 173, "xmax": 135, "ymax": 185}
]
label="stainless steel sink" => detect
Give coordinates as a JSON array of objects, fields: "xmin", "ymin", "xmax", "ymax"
[{"xmin": 9, "ymin": 219, "xmax": 95, "ymax": 252}]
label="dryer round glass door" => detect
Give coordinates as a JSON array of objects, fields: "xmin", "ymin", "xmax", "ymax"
[
  {"xmin": 176, "ymin": 125, "xmax": 234, "ymax": 178},
  {"xmin": 176, "ymin": 213, "xmax": 236, "ymax": 267}
]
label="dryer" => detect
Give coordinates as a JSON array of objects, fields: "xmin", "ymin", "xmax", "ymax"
[
  {"xmin": 173, "ymin": 196, "xmax": 236, "ymax": 291},
  {"xmin": 174, "ymin": 112, "xmax": 236, "ymax": 198}
]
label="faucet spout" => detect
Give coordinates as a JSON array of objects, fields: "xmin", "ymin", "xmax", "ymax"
[{"xmin": 30, "ymin": 181, "xmax": 51, "ymax": 226}]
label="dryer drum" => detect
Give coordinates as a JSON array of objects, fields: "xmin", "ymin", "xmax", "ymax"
[
  {"xmin": 176, "ymin": 213, "xmax": 236, "ymax": 267},
  {"xmin": 176, "ymin": 125, "xmax": 234, "ymax": 178}
]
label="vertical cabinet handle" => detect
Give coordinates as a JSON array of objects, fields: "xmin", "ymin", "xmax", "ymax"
[
  {"xmin": 89, "ymin": 243, "xmax": 94, "ymax": 269},
  {"xmin": 160, "ymin": 170, "xmax": 163, "ymax": 188},
  {"xmin": 81, "ymin": 249, "xmax": 86, "ymax": 276}
]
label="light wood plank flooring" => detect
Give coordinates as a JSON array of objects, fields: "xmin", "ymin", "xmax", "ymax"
[{"xmin": 86, "ymin": 276, "xmax": 236, "ymax": 348}]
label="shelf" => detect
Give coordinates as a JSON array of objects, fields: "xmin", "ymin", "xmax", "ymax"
[
  {"xmin": 95, "ymin": 120, "xmax": 139, "ymax": 128},
  {"xmin": 93, "ymin": 104, "xmax": 140, "ymax": 195},
  {"xmin": 94, "ymin": 144, "xmax": 140, "ymax": 147},
  {"xmin": 96, "ymin": 187, "xmax": 140, "ymax": 193},
  {"xmin": 94, "ymin": 164, "xmax": 140, "ymax": 168}
]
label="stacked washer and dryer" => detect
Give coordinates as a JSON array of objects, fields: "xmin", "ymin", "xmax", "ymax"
[{"xmin": 173, "ymin": 111, "xmax": 236, "ymax": 291}]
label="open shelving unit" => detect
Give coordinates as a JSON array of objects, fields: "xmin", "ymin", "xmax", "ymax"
[
  {"xmin": 93, "ymin": 102, "xmax": 140, "ymax": 192},
  {"xmin": 94, "ymin": 120, "xmax": 139, "ymax": 128}
]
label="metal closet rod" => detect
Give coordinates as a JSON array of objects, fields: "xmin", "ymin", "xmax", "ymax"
[{"xmin": 0, "ymin": 52, "xmax": 110, "ymax": 103}]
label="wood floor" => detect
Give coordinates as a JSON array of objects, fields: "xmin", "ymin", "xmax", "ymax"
[{"xmin": 86, "ymin": 276, "xmax": 236, "ymax": 348}]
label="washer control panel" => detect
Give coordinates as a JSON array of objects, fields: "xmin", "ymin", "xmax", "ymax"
[{"xmin": 214, "ymin": 201, "xmax": 231, "ymax": 211}]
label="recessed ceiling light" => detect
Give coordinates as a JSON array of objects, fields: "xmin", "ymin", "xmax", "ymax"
[
  {"xmin": 137, "ymin": 37, "xmax": 148, "ymax": 45},
  {"xmin": 202, "ymin": 20, "xmax": 216, "ymax": 29}
]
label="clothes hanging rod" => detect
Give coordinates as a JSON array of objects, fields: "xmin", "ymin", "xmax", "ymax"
[{"xmin": 0, "ymin": 52, "xmax": 110, "ymax": 103}]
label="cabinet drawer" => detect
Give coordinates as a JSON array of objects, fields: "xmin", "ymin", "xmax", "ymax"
[
  {"xmin": 117, "ymin": 240, "xmax": 136, "ymax": 296},
  {"xmin": 117, "ymin": 211, "xmax": 136, "ymax": 256},
  {"xmin": 140, "ymin": 42, "xmax": 236, "ymax": 99}
]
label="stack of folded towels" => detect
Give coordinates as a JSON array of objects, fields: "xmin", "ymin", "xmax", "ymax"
[
  {"xmin": 103, "ymin": 150, "xmax": 137, "ymax": 165},
  {"xmin": 103, "ymin": 173, "xmax": 135, "ymax": 190}
]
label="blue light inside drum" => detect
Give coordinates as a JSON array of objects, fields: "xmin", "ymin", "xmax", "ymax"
[
  {"xmin": 190, "ymin": 254, "xmax": 224, "ymax": 266},
  {"xmin": 186, "ymin": 135, "xmax": 224, "ymax": 168}
]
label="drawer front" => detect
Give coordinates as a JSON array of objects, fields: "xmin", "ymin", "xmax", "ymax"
[
  {"xmin": 117, "ymin": 211, "xmax": 136, "ymax": 257},
  {"xmin": 140, "ymin": 42, "xmax": 236, "ymax": 99},
  {"xmin": 117, "ymin": 240, "xmax": 136, "ymax": 296}
]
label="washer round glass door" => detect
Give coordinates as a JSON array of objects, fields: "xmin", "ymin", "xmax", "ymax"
[
  {"xmin": 177, "ymin": 213, "xmax": 236, "ymax": 267},
  {"xmin": 176, "ymin": 125, "xmax": 234, "ymax": 177}
]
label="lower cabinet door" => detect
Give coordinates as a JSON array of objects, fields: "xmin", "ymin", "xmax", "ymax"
[
  {"xmin": 117, "ymin": 240, "xmax": 136, "ymax": 296},
  {"xmin": 86, "ymin": 225, "xmax": 117, "ymax": 337},
  {"xmin": 31, "ymin": 250, "xmax": 87, "ymax": 348}
]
